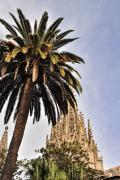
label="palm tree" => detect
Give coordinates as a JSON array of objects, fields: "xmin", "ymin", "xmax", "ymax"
[{"xmin": 0, "ymin": 9, "xmax": 84, "ymax": 179}]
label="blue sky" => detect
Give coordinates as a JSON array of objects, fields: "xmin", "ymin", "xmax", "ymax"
[{"xmin": 0, "ymin": 0, "xmax": 120, "ymax": 170}]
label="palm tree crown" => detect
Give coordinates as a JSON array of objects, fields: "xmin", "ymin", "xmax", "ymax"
[{"xmin": 0, "ymin": 9, "xmax": 84, "ymax": 125}]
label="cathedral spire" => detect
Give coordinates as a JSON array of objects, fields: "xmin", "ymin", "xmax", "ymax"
[
  {"xmin": 88, "ymin": 119, "xmax": 93, "ymax": 144},
  {"xmin": 88, "ymin": 119, "xmax": 92, "ymax": 133},
  {"xmin": 0, "ymin": 127, "xmax": 8, "ymax": 168},
  {"xmin": 0, "ymin": 126, "xmax": 8, "ymax": 152},
  {"xmin": 46, "ymin": 107, "xmax": 104, "ymax": 171}
]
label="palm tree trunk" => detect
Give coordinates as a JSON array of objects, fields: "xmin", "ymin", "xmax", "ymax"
[{"xmin": 1, "ymin": 78, "xmax": 34, "ymax": 180}]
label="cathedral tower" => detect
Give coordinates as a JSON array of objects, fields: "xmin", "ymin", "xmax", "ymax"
[{"xmin": 46, "ymin": 104, "xmax": 103, "ymax": 171}]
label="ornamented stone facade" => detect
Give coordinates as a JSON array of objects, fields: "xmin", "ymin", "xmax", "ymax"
[
  {"xmin": 0, "ymin": 127, "xmax": 8, "ymax": 169},
  {"xmin": 46, "ymin": 104, "xmax": 103, "ymax": 171}
]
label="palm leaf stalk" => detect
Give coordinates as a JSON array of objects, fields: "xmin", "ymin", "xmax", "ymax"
[{"xmin": 0, "ymin": 9, "xmax": 84, "ymax": 180}]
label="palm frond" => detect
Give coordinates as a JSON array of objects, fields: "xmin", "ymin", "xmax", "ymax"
[
  {"xmin": 17, "ymin": 9, "xmax": 30, "ymax": 43},
  {"xmin": 25, "ymin": 19, "xmax": 32, "ymax": 34},
  {"xmin": 56, "ymin": 30, "xmax": 74, "ymax": 40},
  {"xmin": 4, "ymin": 80, "xmax": 21, "ymax": 124},
  {"xmin": 55, "ymin": 73, "xmax": 77, "ymax": 103},
  {"xmin": 0, "ymin": 80, "xmax": 14, "ymax": 113},
  {"xmin": 13, "ymin": 36, "xmax": 25, "ymax": 46},
  {"xmin": 43, "ymin": 31, "xmax": 56, "ymax": 43},
  {"xmin": 29, "ymin": 34, "xmax": 39, "ymax": 47},
  {"xmin": 29, "ymin": 97, "xmax": 34, "ymax": 116},
  {"xmin": 43, "ymin": 17, "xmax": 63, "ymax": 42},
  {"xmin": 47, "ymin": 74, "xmax": 68, "ymax": 116},
  {"xmin": 47, "ymin": 17, "xmax": 63, "ymax": 32},
  {"xmin": 34, "ymin": 20, "xmax": 37, "ymax": 34},
  {"xmin": 0, "ymin": 73, "xmax": 13, "ymax": 93},
  {"xmin": 9, "ymin": 12, "xmax": 25, "ymax": 37},
  {"xmin": 62, "ymin": 81, "xmax": 77, "ymax": 108},
  {"xmin": 41, "ymin": 84, "xmax": 56, "ymax": 125},
  {"xmin": 37, "ymin": 11, "xmax": 48, "ymax": 39},
  {"xmin": 58, "ymin": 63, "xmax": 81, "ymax": 78},
  {"xmin": 60, "ymin": 51, "xmax": 85, "ymax": 63},
  {"xmin": 33, "ymin": 93, "xmax": 41, "ymax": 123},
  {"xmin": 0, "ymin": 19, "xmax": 18, "ymax": 37},
  {"xmin": 64, "ymin": 69, "xmax": 82, "ymax": 93},
  {"xmin": 6, "ymin": 34, "xmax": 14, "ymax": 39},
  {"xmin": 53, "ymin": 38, "xmax": 78, "ymax": 50}
]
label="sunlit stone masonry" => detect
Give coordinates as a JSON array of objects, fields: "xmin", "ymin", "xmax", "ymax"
[
  {"xmin": 46, "ymin": 104, "xmax": 104, "ymax": 171},
  {"xmin": 0, "ymin": 127, "xmax": 8, "ymax": 169}
]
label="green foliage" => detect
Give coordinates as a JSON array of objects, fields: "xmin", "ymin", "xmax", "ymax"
[
  {"xmin": 15, "ymin": 158, "xmax": 67, "ymax": 180},
  {"xmin": 37, "ymin": 142, "xmax": 104, "ymax": 180},
  {"xmin": 0, "ymin": 9, "xmax": 84, "ymax": 125},
  {"xmin": 15, "ymin": 147, "xmax": 104, "ymax": 180},
  {"xmin": 40, "ymin": 142, "xmax": 89, "ymax": 179}
]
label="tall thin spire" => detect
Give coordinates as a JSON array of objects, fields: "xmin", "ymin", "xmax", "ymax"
[
  {"xmin": 88, "ymin": 119, "xmax": 92, "ymax": 133},
  {"xmin": 0, "ymin": 127, "xmax": 8, "ymax": 168},
  {"xmin": 88, "ymin": 119, "xmax": 93, "ymax": 145},
  {"xmin": 0, "ymin": 126, "xmax": 8, "ymax": 152}
]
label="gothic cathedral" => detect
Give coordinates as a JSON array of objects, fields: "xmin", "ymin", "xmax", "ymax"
[{"xmin": 46, "ymin": 104, "xmax": 103, "ymax": 171}]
